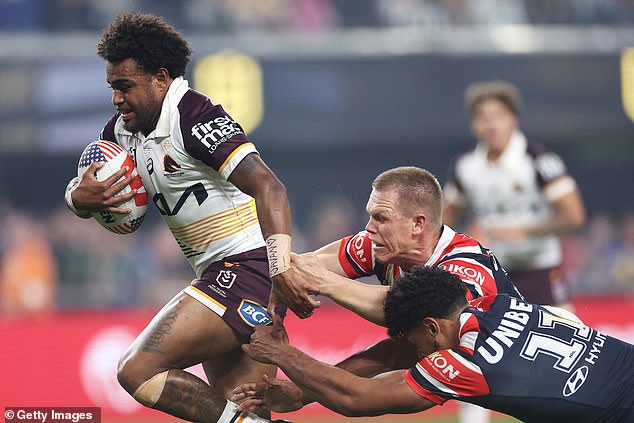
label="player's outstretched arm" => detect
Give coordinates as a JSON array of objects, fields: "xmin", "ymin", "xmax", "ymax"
[
  {"xmin": 232, "ymin": 337, "xmax": 418, "ymax": 413},
  {"xmin": 242, "ymin": 317, "xmax": 433, "ymax": 417},
  {"xmin": 67, "ymin": 161, "xmax": 135, "ymax": 215},
  {"xmin": 229, "ymin": 153, "xmax": 319, "ymax": 318},
  {"xmin": 336, "ymin": 336, "xmax": 419, "ymax": 376},
  {"xmin": 312, "ymin": 238, "xmax": 350, "ymax": 276},
  {"xmin": 292, "ymin": 252, "xmax": 389, "ymax": 326}
]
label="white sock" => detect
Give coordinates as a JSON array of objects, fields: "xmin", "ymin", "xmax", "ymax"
[{"xmin": 217, "ymin": 400, "xmax": 271, "ymax": 423}]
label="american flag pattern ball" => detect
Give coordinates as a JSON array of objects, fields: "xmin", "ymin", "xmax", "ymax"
[{"xmin": 77, "ymin": 140, "xmax": 148, "ymax": 234}]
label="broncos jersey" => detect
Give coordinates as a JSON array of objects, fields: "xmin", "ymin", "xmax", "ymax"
[
  {"xmin": 338, "ymin": 225, "xmax": 521, "ymax": 300},
  {"xmin": 444, "ymin": 131, "xmax": 578, "ymax": 271},
  {"xmin": 404, "ymin": 295, "xmax": 634, "ymax": 422},
  {"xmin": 100, "ymin": 77, "xmax": 264, "ymax": 277}
]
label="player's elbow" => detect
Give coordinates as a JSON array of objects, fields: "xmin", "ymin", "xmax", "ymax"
[
  {"xmin": 328, "ymin": 393, "xmax": 372, "ymax": 417},
  {"xmin": 255, "ymin": 173, "xmax": 287, "ymax": 202}
]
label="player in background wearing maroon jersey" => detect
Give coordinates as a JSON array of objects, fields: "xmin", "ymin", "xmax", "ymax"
[
  {"xmin": 442, "ymin": 81, "xmax": 586, "ymax": 423},
  {"xmin": 234, "ymin": 267, "xmax": 634, "ymax": 423},
  {"xmin": 64, "ymin": 12, "xmax": 308, "ymax": 423},
  {"xmin": 443, "ymin": 80, "xmax": 585, "ymax": 310},
  {"xmin": 241, "ymin": 166, "xmax": 522, "ymax": 414}
]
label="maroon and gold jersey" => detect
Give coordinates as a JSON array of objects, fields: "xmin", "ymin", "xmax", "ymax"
[
  {"xmin": 337, "ymin": 225, "xmax": 521, "ymax": 300},
  {"xmin": 405, "ymin": 295, "xmax": 634, "ymax": 422},
  {"xmin": 100, "ymin": 77, "xmax": 263, "ymax": 278}
]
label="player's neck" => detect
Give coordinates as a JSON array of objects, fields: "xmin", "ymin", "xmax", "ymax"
[{"xmin": 396, "ymin": 245, "xmax": 434, "ymax": 271}]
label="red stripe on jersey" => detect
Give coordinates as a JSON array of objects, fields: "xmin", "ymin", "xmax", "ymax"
[
  {"xmin": 418, "ymin": 351, "xmax": 490, "ymax": 397},
  {"xmin": 457, "ymin": 313, "xmax": 481, "ymax": 355},
  {"xmin": 338, "ymin": 231, "xmax": 374, "ymax": 278},
  {"xmin": 403, "ymin": 369, "xmax": 447, "ymax": 405},
  {"xmin": 438, "ymin": 233, "xmax": 480, "ymax": 262},
  {"xmin": 469, "ymin": 295, "xmax": 496, "ymax": 312},
  {"xmin": 460, "ymin": 313, "xmax": 480, "ymax": 338}
]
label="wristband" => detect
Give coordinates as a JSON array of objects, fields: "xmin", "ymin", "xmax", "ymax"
[
  {"xmin": 64, "ymin": 178, "xmax": 92, "ymax": 218},
  {"xmin": 266, "ymin": 233, "xmax": 292, "ymax": 277}
]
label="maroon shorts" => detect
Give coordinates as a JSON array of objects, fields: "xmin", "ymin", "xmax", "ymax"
[
  {"xmin": 183, "ymin": 247, "xmax": 286, "ymax": 339},
  {"xmin": 508, "ymin": 265, "xmax": 571, "ymax": 306}
]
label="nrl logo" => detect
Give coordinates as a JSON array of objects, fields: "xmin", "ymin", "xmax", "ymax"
[{"xmin": 216, "ymin": 269, "xmax": 237, "ymax": 289}]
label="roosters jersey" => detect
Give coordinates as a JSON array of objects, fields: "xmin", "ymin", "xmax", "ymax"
[
  {"xmin": 444, "ymin": 131, "xmax": 577, "ymax": 271},
  {"xmin": 100, "ymin": 77, "xmax": 264, "ymax": 277},
  {"xmin": 337, "ymin": 225, "xmax": 521, "ymax": 300},
  {"xmin": 404, "ymin": 295, "xmax": 634, "ymax": 422}
]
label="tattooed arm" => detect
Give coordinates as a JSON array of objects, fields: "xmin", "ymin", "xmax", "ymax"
[{"xmin": 229, "ymin": 153, "xmax": 319, "ymax": 318}]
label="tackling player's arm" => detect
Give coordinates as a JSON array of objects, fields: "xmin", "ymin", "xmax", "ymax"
[
  {"xmin": 311, "ymin": 238, "xmax": 348, "ymax": 276},
  {"xmin": 241, "ymin": 317, "xmax": 433, "ymax": 417},
  {"xmin": 232, "ymin": 337, "xmax": 418, "ymax": 413},
  {"xmin": 291, "ymin": 252, "xmax": 389, "ymax": 326},
  {"xmin": 229, "ymin": 153, "xmax": 319, "ymax": 317}
]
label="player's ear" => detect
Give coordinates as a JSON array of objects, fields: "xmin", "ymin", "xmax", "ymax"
[
  {"xmin": 155, "ymin": 68, "xmax": 170, "ymax": 90},
  {"xmin": 412, "ymin": 213, "xmax": 426, "ymax": 235},
  {"xmin": 422, "ymin": 317, "xmax": 439, "ymax": 337}
]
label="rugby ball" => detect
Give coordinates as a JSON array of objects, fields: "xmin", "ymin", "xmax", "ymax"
[{"xmin": 77, "ymin": 140, "xmax": 148, "ymax": 234}]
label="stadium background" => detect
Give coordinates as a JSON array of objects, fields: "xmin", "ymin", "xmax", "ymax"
[{"xmin": 1, "ymin": 1, "xmax": 634, "ymax": 422}]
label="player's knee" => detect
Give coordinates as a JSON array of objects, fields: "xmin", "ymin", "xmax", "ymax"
[
  {"xmin": 116, "ymin": 349, "xmax": 153, "ymax": 394},
  {"xmin": 116, "ymin": 347, "xmax": 171, "ymax": 408},
  {"xmin": 116, "ymin": 351, "xmax": 139, "ymax": 394}
]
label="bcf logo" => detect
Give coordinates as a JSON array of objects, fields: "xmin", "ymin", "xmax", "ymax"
[{"xmin": 238, "ymin": 300, "xmax": 272, "ymax": 327}]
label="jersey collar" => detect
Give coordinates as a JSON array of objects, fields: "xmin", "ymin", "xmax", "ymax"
[
  {"xmin": 475, "ymin": 130, "xmax": 527, "ymax": 165},
  {"xmin": 115, "ymin": 77, "xmax": 190, "ymax": 142},
  {"xmin": 425, "ymin": 224, "xmax": 455, "ymax": 266}
]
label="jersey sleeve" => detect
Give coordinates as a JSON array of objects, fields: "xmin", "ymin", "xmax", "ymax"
[
  {"xmin": 179, "ymin": 93, "xmax": 257, "ymax": 180},
  {"xmin": 527, "ymin": 142, "xmax": 568, "ymax": 186},
  {"xmin": 99, "ymin": 113, "xmax": 119, "ymax": 143},
  {"xmin": 404, "ymin": 350, "xmax": 490, "ymax": 404},
  {"xmin": 337, "ymin": 231, "xmax": 375, "ymax": 278}
]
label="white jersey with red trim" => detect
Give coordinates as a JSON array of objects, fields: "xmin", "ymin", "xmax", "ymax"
[
  {"xmin": 444, "ymin": 131, "xmax": 578, "ymax": 271},
  {"xmin": 99, "ymin": 77, "xmax": 264, "ymax": 277},
  {"xmin": 404, "ymin": 294, "xmax": 634, "ymax": 422},
  {"xmin": 337, "ymin": 225, "xmax": 521, "ymax": 300}
]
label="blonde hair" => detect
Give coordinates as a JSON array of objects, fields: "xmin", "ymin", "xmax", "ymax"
[
  {"xmin": 464, "ymin": 80, "xmax": 522, "ymax": 117},
  {"xmin": 372, "ymin": 166, "xmax": 442, "ymax": 223}
]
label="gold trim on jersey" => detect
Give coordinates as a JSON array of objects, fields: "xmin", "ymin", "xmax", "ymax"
[
  {"xmin": 170, "ymin": 201, "xmax": 258, "ymax": 248},
  {"xmin": 218, "ymin": 142, "xmax": 255, "ymax": 174},
  {"xmin": 183, "ymin": 285, "xmax": 227, "ymax": 316}
]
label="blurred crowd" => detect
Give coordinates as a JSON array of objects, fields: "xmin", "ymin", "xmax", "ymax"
[
  {"xmin": 1, "ymin": 196, "xmax": 634, "ymax": 318},
  {"xmin": 1, "ymin": 0, "xmax": 634, "ymax": 33}
]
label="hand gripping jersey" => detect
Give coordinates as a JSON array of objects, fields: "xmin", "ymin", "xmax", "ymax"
[
  {"xmin": 404, "ymin": 295, "xmax": 634, "ymax": 423},
  {"xmin": 444, "ymin": 131, "xmax": 577, "ymax": 271},
  {"xmin": 100, "ymin": 77, "xmax": 264, "ymax": 277},
  {"xmin": 338, "ymin": 225, "xmax": 521, "ymax": 300}
]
